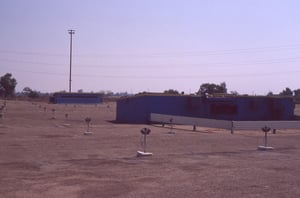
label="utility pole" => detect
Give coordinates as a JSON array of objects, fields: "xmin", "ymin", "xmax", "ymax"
[{"xmin": 68, "ymin": 29, "xmax": 75, "ymax": 93}]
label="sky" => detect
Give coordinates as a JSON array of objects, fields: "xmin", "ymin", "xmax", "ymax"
[{"xmin": 1, "ymin": 0, "xmax": 300, "ymax": 95}]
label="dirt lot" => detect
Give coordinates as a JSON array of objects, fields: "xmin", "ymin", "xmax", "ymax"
[{"xmin": 0, "ymin": 100, "xmax": 300, "ymax": 198}]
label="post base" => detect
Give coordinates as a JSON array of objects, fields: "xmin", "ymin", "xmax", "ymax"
[
  {"xmin": 137, "ymin": 151, "xmax": 153, "ymax": 157},
  {"xmin": 257, "ymin": 146, "xmax": 274, "ymax": 151},
  {"xmin": 84, "ymin": 131, "xmax": 93, "ymax": 135}
]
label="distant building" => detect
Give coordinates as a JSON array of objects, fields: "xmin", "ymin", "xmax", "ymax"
[
  {"xmin": 50, "ymin": 93, "xmax": 103, "ymax": 104},
  {"xmin": 116, "ymin": 93, "xmax": 295, "ymax": 123}
]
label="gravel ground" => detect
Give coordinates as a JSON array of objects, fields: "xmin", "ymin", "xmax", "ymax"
[{"xmin": 0, "ymin": 100, "xmax": 300, "ymax": 198}]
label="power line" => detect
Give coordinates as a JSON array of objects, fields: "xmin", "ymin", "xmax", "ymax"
[
  {"xmin": 0, "ymin": 50, "xmax": 66, "ymax": 57},
  {"xmin": 7, "ymin": 68, "xmax": 300, "ymax": 79},
  {"xmin": 2, "ymin": 56, "xmax": 300, "ymax": 68},
  {"xmin": 0, "ymin": 58, "xmax": 65, "ymax": 66},
  {"xmin": 1, "ymin": 43, "xmax": 300, "ymax": 58}
]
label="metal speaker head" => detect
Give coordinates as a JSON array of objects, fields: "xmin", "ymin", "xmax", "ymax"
[
  {"xmin": 262, "ymin": 126, "xmax": 271, "ymax": 132},
  {"xmin": 85, "ymin": 117, "xmax": 92, "ymax": 123},
  {"xmin": 141, "ymin": 128, "xmax": 151, "ymax": 135}
]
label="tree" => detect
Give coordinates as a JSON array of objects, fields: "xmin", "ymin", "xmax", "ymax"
[
  {"xmin": 0, "ymin": 73, "xmax": 17, "ymax": 97},
  {"xmin": 196, "ymin": 82, "xmax": 227, "ymax": 95},
  {"xmin": 22, "ymin": 87, "xmax": 32, "ymax": 95},
  {"xmin": 266, "ymin": 91, "xmax": 274, "ymax": 96},
  {"xmin": 230, "ymin": 91, "xmax": 239, "ymax": 95},
  {"xmin": 220, "ymin": 82, "xmax": 227, "ymax": 93},
  {"xmin": 28, "ymin": 91, "xmax": 39, "ymax": 99},
  {"xmin": 294, "ymin": 89, "xmax": 300, "ymax": 101},
  {"xmin": 0, "ymin": 84, "xmax": 5, "ymax": 96},
  {"xmin": 163, "ymin": 89, "xmax": 180, "ymax": 94},
  {"xmin": 22, "ymin": 87, "xmax": 40, "ymax": 99},
  {"xmin": 279, "ymin": 87, "xmax": 293, "ymax": 96},
  {"xmin": 98, "ymin": 90, "xmax": 113, "ymax": 96}
]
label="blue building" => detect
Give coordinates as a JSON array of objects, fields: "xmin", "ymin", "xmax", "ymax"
[
  {"xmin": 116, "ymin": 93, "xmax": 295, "ymax": 123},
  {"xmin": 50, "ymin": 93, "xmax": 103, "ymax": 104}
]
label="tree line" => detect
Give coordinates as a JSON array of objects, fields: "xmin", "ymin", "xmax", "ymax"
[
  {"xmin": 164, "ymin": 82, "xmax": 300, "ymax": 101},
  {"xmin": 1, "ymin": 73, "xmax": 300, "ymax": 101}
]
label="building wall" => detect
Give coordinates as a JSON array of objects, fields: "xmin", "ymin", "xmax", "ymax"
[
  {"xmin": 206, "ymin": 97, "xmax": 294, "ymax": 121},
  {"xmin": 116, "ymin": 94, "xmax": 294, "ymax": 123},
  {"xmin": 51, "ymin": 93, "xmax": 103, "ymax": 104}
]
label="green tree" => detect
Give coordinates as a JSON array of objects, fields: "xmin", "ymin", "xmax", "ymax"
[
  {"xmin": 196, "ymin": 82, "xmax": 227, "ymax": 95},
  {"xmin": 22, "ymin": 87, "xmax": 32, "ymax": 95},
  {"xmin": 279, "ymin": 87, "xmax": 293, "ymax": 96},
  {"xmin": 0, "ymin": 73, "xmax": 17, "ymax": 97},
  {"xmin": 22, "ymin": 87, "xmax": 39, "ymax": 99},
  {"xmin": 230, "ymin": 91, "xmax": 239, "ymax": 95},
  {"xmin": 0, "ymin": 84, "xmax": 5, "ymax": 96},
  {"xmin": 294, "ymin": 89, "xmax": 300, "ymax": 101},
  {"xmin": 266, "ymin": 91, "xmax": 274, "ymax": 96},
  {"xmin": 163, "ymin": 89, "xmax": 180, "ymax": 94}
]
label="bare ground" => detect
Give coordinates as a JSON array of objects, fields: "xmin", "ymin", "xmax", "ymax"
[{"xmin": 0, "ymin": 100, "xmax": 300, "ymax": 198}]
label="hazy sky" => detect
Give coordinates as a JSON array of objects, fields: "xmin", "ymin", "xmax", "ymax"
[{"xmin": 1, "ymin": 0, "xmax": 300, "ymax": 95}]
